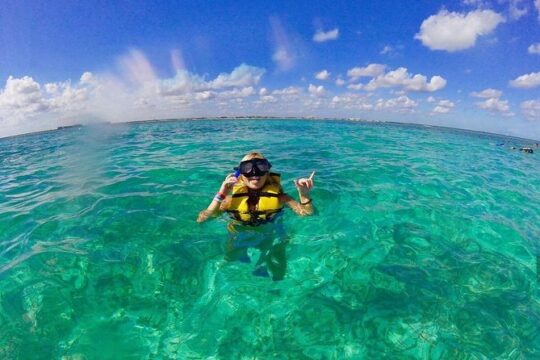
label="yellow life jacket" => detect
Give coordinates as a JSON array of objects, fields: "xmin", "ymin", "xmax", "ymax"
[{"xmin": 227, "ymin": 173, "xmax": 283, "ymax": 225}]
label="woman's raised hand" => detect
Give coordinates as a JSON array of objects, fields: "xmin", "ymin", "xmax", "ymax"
[
  {"xmin": 221, "ymin": 173, "xmax": 239, "ymax": 192},
  {"xmin": 294, "ymin": 171, "xmax": 315, "ymax": 195}
]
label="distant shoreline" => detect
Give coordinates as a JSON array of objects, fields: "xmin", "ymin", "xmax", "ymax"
[{"xmin": 1, "ymin": 116, "xmax": 539, "ymax": 144}]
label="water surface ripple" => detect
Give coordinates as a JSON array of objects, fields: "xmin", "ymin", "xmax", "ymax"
[{"xmin": 0, "ymin": 119, "xmax": 539, "ymax": 359}]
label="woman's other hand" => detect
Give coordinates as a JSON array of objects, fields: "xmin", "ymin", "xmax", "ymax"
[{"xmin": 294, "ymin": 171, "xmax": 315, "ymax": 196}]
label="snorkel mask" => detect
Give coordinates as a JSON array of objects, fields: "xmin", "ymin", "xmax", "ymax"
[{"xmin": 235, "ymin": 158, "xmax": 272, "ymax": 177}]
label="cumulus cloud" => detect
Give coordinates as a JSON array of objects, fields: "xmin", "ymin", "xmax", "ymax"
[
  {"xmin": 210, "ymin": 64, "xmax": 265, "ymax": 88},
  {"xmin": 219, "ymin": 86, "xmax": 256, "ymax": 99},
  {"xmin": 363, "ymin": 67, "xmax": 446, "ymax": 92},
  {"xmin": 432, "ymin": 99, "xmax": 455, "ymax": 114},
  {"xmin": 415, "ymin": 10, "xmax": 505, "ymax": 52},
  {"xmin": 0, "ymin": 76, "xmax": 49, "ymax": 113},
  {"xmin": 158, "ymin": 64, "xmax": 265, "ymax": 96},
  {"xmin": 308, "ymin": 84, "xmax": 326, "ymax": 97},
  {"xmin": 195, "ymin": 91, "xmax": 215, "ymax": 101},
  {"xmin": 470, "ymin": 87, "xmax": 511, "ymax": 115},
  {"xmin": 272, "ymin": 86, "xmax": 302, "ymax": 96},
  {"xmin": 258, "ymin": 95, "xmax": 277, "ymax": 103},
  {"xmin": 330, "ymin": 93, "xmax": 373, "ymax": 110},
  {"xmin": 313, "ymin": 28, "xmax": 339, "ymax": 42},
  {"xmin": 335, "ymin": 77, "xmax": 345, "ymax": 86},
  {"xmin": 529, "ymin": 43, "xmax": 540, "ymax": 54},
  {"xmin": 509, "ymin": 71, "xmax": 540, "ymax": 88},
  {"xmin": 376, "ymin": 95, "xmax": 418, "ymax": 112},
  {"xmin": 347, "ymin": 83, "xmax": 363, "ymax": 91},
  {"xmin": 471, "ymin": 88, "xmax": 503, "ymax": 98},
  {"xmin": 0, "ymin": 49, "xmax": 272, "ymax": 137},
  {"xmin": 477, "ymin": 97, "xmax": 511, "ymax": 114},
  {"xmin": 315, "ymin": 70, "xmax": 330, "ymax": 81},
  {"xmin": 521, "ymin": 99, "xmax": 540, "ymax": 120},
  {"xmin": 347, "ymin": 64, "xmax": 386, "ymax": 81}
]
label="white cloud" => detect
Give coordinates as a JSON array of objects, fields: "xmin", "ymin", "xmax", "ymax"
[
  {"xmin": 158, "ymin": 64, "xmax": 265, "ymax": 96},
  {"xmin": 335, "ymin": 78, "xmax": 345, "ymax": 86},
  {"xmin": 272, "ymin": 49, "xmax": 294, "ymax": 71},
  {"xmin": 0, "ymin": 52, "xmax": 272, "ymax": 137},
  {"xmin": 509, "ymin": 71, "xmax": 540, "ymax": 88},
  {"xmin": 375, "ymin": 95, "xmax": 418, "ymax": 113},
  {"xmin": 415, "ymin": 10, "xmax": 505, "ymax": 52},
  {"xmin": 158, "ymin": 70, "xmax": 207, "ymax": 96},
  {"xmin": 315, "ymin": 70, "xmax": 330, "ymax": 81},
  {"xmin": 219, "ymin": 86, "xmax": 256, "ymax": 99},
  {"xmin": 476, "ymin": 97, "xmax": 511, "ymax": 114},
  {"xmin": 330, "ymin": 93, "xmax": 373, "ymax": 110},
  {"xmin": 427, "ymin": 96, "xmax": 436, "ymax": 103},
  {"xmin": 380, "ymin": 45, "xmax": 393, "ymax": 55},
  {"xmin": 432, "ymin": 99, "xmax": 455, "ymax": 114},
  {"xmin": 347, "ymin": 83, "xmax": 363, "ymax": 91},
  {"xmin": 508, "ymin": 0, "xmax": 529, "ymax": 20},
  {"xmin": 363, "ymin": 67, "xmax": 446, "ymax": 92},
  {"xmin": 470, "ymin": 88, "xmax": 511, "ymax": 115},
  {"xmin": 195, "ymin": 91, "xmax": 215, "ymax": 101},
  {"xmin": 258, "ymin": 95, "xmax": 277, "ymax": 103},
  {"xmin": 432, "ymin": 106, "xmax": 450, "ymax": 114},
  {"xmin": 80, "ymin": 72, "xmax": 94, "ymax": 85},
  {"xmin": 259, "ymin": 87, "xmax": 268, "ymax": 96},
  {"xmin": 308, "ymin": 84, "xmax": 326, "ymax": 97},
  {"xmin": 210, "ymin": 64, "xmax": 265, "ymax": 89},
  {"xmin": 0, "ymin": 76, "xmax": 49, "ymax": 113},
  {"xmin": 521, "ymin": 99, "xmax": 540, "ymax": 120},
  {"xmin": 471, "ymin": 88, "xmax": 503, "ymax": 98},
  {"xmin": 313, "ymin": 28, "xmax": 339, "ymax": 42},
  {"xmin": 272, "ymin": 86, "xmax": 302, "ymax": 96},
  {"xmin": 462, "ymin": 0, "xmax": 488, "ymax": 6},
  {"xmin": 347, "ymin": 64, "xmax": 386, "ymax": 81},
  {"xmin": 529, "ymin": 43, "xmax": 540, "ymax": 54}
]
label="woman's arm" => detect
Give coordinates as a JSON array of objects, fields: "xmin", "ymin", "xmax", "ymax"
[
  {"xmin": 280, "ymin": 193, "xmax": 314, "ymax": 216},
  {"xmin": 280, "ymin": 171, "xmax": 316, "ymax": 216},
  {"xmin": 197, "ymin": 174, "xmax": 237, "ymax": 223}
]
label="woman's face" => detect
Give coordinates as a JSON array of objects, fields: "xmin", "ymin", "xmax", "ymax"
[{"xmin": 244, "ymin": 172, "xmax": 268, "ymax": 190}]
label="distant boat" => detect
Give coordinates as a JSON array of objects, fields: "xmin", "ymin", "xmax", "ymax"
[{"xmin": 57, "ymin": 124, "xmax": 83, "ymax": 130}]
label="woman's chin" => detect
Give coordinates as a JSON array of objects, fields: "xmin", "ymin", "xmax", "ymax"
[{"xmin": 246, "ymin": 177, "xmax": 265, "ymax": 189}]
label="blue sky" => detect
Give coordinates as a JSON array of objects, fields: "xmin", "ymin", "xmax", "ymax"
[{"xmin": 1, "ymin": 0, "xmax": 539, "ymax": 139}]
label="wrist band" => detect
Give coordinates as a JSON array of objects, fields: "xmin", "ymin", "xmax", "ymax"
[
  {"xmin": 214, "ymin": 192, "xmax": 225, "ymax": 203},
  {"xmin": 300, "ymin": 198, "xmax": 312, "ymax": 205}
]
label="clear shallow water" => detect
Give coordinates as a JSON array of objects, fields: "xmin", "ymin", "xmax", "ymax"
[{"xmin": 0, "ymin": 119, "xmax": 539, "ymax": 359}]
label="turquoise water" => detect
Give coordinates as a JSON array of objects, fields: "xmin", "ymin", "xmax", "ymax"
[{"xmin": 0, "ymin": 119, "xmax": 539, "ymax": 359}]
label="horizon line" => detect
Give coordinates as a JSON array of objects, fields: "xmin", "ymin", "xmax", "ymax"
[{"xmin": 1, "ymin": 116, "xmax": 539, "ymax": 144}]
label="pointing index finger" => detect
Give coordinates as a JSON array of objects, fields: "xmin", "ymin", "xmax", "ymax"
[{"xmin": 309, "ymin": 171, "xmax": 316, "ymax": 180}]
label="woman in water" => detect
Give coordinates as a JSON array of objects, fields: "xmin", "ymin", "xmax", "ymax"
[{"xmin": 197, "ymin": 152, "xmax": 315, "ymax": 280}]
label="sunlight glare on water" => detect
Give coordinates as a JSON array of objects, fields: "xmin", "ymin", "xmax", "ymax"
[{"xmin": 0, "ymin": 119, "xmax": 539, "ymax": 359}]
